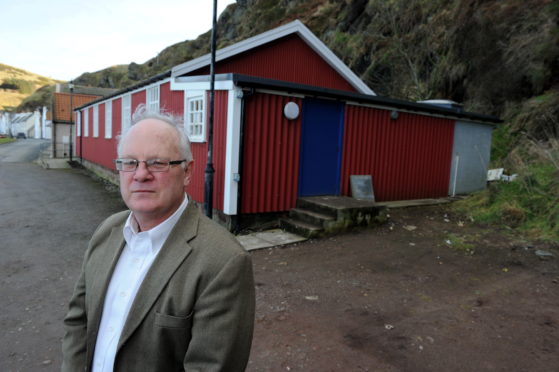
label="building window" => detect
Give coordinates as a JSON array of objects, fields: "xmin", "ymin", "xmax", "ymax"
[
  {"xmin": 76, "ymin": 112, "xmax": 81, "ymax": 136},
  {"xmin": 147, "ymin": 85, "xmax": 159, "ymax": 112},
  {"xmin": 105, "ymin": 101, "xmax": 112, "ymax": 139},
  {"xmin": 122, "ymin": 94, "xmax": 131, "ymax": 133},
  {"xmin": 93, "ymin": 105, "xmax": 99, "ymax": 138},
  {"xmin": 84, "ymin": 109, "xmax": 89, "ymax": 137},
  {"xmin": 187, "ymin": 95, "xmax": 205, "ymax": 142}
]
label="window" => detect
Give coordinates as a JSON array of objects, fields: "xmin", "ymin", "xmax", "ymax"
[
  {"xmin": 187, "ymin": 95, "xmax": 205, "ymax": 142},
  {"xmin": 147, "ymin": 85, "xmax": 160, "ymax": 112},
  {"xmin": 84, "ymin": 109, "xmax": 89, "ymax": 137},
  {"xmin": 76, "ymin": 111, "xmax": 81, "ymax": 136},
  {"xmin": 122, "ymin": 94, "xmax": 131, "ymax": 133},
  {"xmin": 93, "ymin": 105, "xmax": 99, "ymax": 137},
  {"xmin": 105, "ymin": 101, "xmax": 112, "ymax": 139}
]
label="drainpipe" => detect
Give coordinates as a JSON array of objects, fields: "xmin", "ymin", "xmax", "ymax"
[
  {"xmin": 79, "ymin": 110, "xmax": 83, "ymax": 164},
  {"xmin": 69, "ymin": 81, "xmax": 74, "ymax": 162},
  {"xmin": 232, "ymin": 88, "xmax": 255, "ymax": 234},
  {"xmin": 52, "ymin": 101, "xmax": 56, "ymax": 158}
]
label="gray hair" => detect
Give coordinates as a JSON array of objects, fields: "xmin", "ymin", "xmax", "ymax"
[{"xmin": 117, "ymin": 104, "xmax": 193, "ymax": 163}]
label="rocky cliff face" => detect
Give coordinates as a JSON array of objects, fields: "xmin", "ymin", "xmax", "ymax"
[
  {"xmin": 74, "ymin": 0, "xmax": 558, "ymax": 117},
  {"xmin": 15, "ymin": 0, "xmax": 558, "ymax": 236}
]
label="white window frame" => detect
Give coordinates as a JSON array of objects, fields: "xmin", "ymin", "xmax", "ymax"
[
  {"xmin": 105, "ymin": 101, "xmax": 112, "ymax": 139},
  {"xmin": 93, "ymin": 104, "xmax": 99, "ymax": 138},
  {"xmin": 147, "ymin": 85, "xmax": 160, "ymax": 112},
  {"xmin": 84, "ymin": 109, "xmax": 89, "ymax": 137},
  {"xmin": 122, "ymin": 94, "xmax": 131, "ymax": 133},
  {"xmin": 186, "ymin": 93, "xmax": 206, "ymax": 142},
  {"xmin": 76, "ymin": 111, "xmax": 81, "ymax": 136}
]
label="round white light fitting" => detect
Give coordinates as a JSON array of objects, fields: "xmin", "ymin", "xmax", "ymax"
[{"xmin": 283, "ymin": 102, "xmax": 300, "ymax": 120}]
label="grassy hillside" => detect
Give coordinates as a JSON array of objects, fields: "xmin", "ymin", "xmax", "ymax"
[
  {"xmin": 26, "ymin": 0, "xmax": 559, "ymax": 238},
  {"xmin": 0, "ymin": 64, "xmax": 61, "ymax": 111}
]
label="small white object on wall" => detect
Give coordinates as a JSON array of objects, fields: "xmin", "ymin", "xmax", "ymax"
[{"xmin": 283, "ymin": 102, "xmax": 300, "ymax": 120}]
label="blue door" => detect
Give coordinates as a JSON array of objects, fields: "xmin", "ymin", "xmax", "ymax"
[{"xmin": 299, "ymin": 98, "xmax": 345, "ymax": 196}]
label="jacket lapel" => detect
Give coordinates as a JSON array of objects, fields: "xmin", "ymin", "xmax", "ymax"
[
  {"xmin": 86, "ymin": 225, "xmax": 126, "ymax": 365},
  {"xmin": 117, "ymin": 202, "xmax": 200, "ymax": 350}
]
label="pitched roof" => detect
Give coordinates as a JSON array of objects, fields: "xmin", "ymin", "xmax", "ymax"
[
  {"xmin": 53, "ymin": 92, "xmax": 101, "ymax": 122},
  {"xmin": 177, "ymin": 73, "xmax": 501, "ymax": 124},
  {"xmin": 171, "ymin": 20, "xmax": 375, "ymax": 95},
  {"xmin": 12, "ymin": 113, "xmax": 33, "ymax": 123},
  {"xmin": 57, "ymin": 83, "xmax": 119, "ymax": 96}
]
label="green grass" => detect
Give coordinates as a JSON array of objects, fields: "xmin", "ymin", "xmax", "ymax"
[
  {"xmin": 445, "ymin": 233, "xmax": 476, "ymax": 255},
  {"xmin": 0, "ymin": 137, "xmax": 16, "ymax": 145},
  {"xmin": 454, "ymin": 161, "xmax": 559, "ymax": 240}
]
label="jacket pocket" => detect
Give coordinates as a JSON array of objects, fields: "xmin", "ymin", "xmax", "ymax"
[{"xmin": 154, "ymin": 311, "xmax": 192, "ymax": 329}]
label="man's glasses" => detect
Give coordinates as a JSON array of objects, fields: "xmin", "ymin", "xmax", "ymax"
[{"xmin": 114, "ymin": 158, "xmax": 187, "ymax": 172}]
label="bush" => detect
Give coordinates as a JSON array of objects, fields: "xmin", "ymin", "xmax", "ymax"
[
  {"xmin": 2, "ymin": 78, "xmax": 35, "ymax": 94},
  {"xmin": 454, "ymin": 154, "xmax": 559, "ymax": 240},
  {"xmin": 0, "ymin": 82, "xmax": 19, "ymax": 90}
]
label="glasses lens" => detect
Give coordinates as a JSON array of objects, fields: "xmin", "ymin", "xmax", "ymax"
[
  {"xmin": 146, "ymin": 159, "xmax": 169, "ymax": 172},
  {"xmin": 117, "ymin": 159, "xmax": 138, "ymax": 171}
]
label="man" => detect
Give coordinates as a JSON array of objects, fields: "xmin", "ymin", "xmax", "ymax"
[{"xmin": 62, "ymin": 106, "xmax": 255, "ymax": 372}]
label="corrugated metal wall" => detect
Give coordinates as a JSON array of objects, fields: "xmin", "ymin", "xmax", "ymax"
[
  {"xmin": 241, "ymin": 93, "xmax": 303, "ymax": 214},
  {"xmin": 99, "ymin": 102, "xmax": 106, "ymax": 139},
  {"xmin": 132, "ymin": 90, "xmax": 146, "ymax": 113},
  {"xmin": 80, "ymin": 104, "xmax": 117, "ymax": 170},
  {"xmin": 112, "ymin": 97, "xmax": 122, "ymax": 138},
  {"xmin": 77, "ymin": 85, "xmax": 183, "ymax": 175},
  {"xmin": 160, "ymin": 82, "xmax": 184, "ymax": 116},
  {"xmin": 188, "ymin": 35, "xmax": 357, "ymax": 93},
  {"xmin": 76, "ymin": 111, "xmax": 82, "ymax": 156},
  {"xmin": 81, "ymin": 106, "xmax": 94, "ymax": 163},
  {"xmin": 186, "ymin": 90, "xmax": 228, "ymax": 211},
  {"xmin": 341, "ymin": 105, "xmax": 455, "ymax": 201}
]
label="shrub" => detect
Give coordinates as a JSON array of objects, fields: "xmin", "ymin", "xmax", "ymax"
[{"xmin": 2, "ymin": 78, "xmax": 35, "ymax": 94}]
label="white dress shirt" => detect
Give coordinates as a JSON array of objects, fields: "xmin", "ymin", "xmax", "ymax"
[{"xmin": 92, "ymin": 195, "xmax": 188, "ymax": 372}]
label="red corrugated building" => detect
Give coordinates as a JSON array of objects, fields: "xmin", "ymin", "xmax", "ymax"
[{"xmin": 74, "ymin": 20, "xmax": 499, "ymax": 229}]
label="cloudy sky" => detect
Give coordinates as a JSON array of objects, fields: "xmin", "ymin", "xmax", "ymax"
[{"xmin": 1, "ymin": 0, "xmax": 236, "ymax": 81}]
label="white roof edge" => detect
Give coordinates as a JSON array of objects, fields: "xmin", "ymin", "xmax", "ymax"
[{"xmin": 171, "ymin": 20, "xmax": 375, "ymax": 96}]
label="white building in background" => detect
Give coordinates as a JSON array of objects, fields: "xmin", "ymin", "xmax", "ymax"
[
  {"xmin": 0, "ymin": 108, "xmax": 51, "ymax": 138},
  {"xmin": 34, "ymin": 109, "xmax": 41, "ymax": 138},
  {"xmin": 10, "ymin": 112, "xmax": 36, "ymax": 137},
  {"xmin": 0, "ymin": 111, "xmax": 10, "ymax": 134},
  {"xmin": 42, "ymin": 106, "xmax": 52, "ymax": 139}
]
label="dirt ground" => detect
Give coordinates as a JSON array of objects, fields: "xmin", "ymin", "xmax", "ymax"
[
  {"xmin": 1, "ymin": 151, "xmax": 558, "ymax": 371},
  {"xmin": 247, "ymin": 205, "xmax": 559, "ymax": 372}
]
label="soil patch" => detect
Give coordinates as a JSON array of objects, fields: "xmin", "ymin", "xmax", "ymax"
[{"xmin": 247, "ymin": 205, "xmax": 559, "ymax": 371}]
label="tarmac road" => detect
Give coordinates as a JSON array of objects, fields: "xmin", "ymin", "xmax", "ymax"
[
  {"xmin": 0, "ymin": 140, "xmax": 125, "ymax": 371},
  {"xmin": 0, "ymin": 139, "xmax": 50, "ymax": 163}
]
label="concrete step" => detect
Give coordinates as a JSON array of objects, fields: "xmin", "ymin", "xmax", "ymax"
[
  {"xmin": 296, "ymin": 198, "xmax": 338, "ymax": 218},
  {"xmin": 280, "ymin": 218, "xmax": 323, "ymax": 239},
  {"xmin": 290, "ymin": 208, "xmax": 335, "ymax": 227}
]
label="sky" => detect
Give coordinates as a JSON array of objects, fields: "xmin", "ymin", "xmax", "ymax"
[{"xmin": 0, "ymin": 0, "xmax": 236, "ymax": 81}]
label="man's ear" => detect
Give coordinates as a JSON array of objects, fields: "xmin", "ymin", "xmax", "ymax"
[{"xmin": 183, "ymin": 161, "xmax": 194, "ymax": 188}]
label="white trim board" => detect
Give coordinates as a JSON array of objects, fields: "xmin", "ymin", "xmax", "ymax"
[
  {"xmin": 171, "ymin": 20, "xmax": 375, "ymax": 96},
  {"xmin": 171, "ymin": 79, "xmax": 235, "ymax": 92},
  {"xmin": 222, "ymin": 88, "xmax": 243, "ymax": 215}
]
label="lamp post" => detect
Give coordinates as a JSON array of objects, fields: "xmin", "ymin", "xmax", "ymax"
[
  {"xmin": 69, "ymin": 81, "xmax": 74, "ymax": 162},
  {"xmin": 204, "ymin": 0, "xmax": 218, "ymax": 218}
]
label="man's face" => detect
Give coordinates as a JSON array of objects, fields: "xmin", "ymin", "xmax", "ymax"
[{"xmin": 118, "ymin": 119, "xmax": 192, "ymax": 230}]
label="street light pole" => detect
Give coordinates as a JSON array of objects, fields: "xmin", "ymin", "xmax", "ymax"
[
  {"xmin": 204, "ymin": 0, "xmax": 218, "ymax": 218},
  {"xmin": 69, "ymin": 81, "xmax": 74, "ymax": 162}
]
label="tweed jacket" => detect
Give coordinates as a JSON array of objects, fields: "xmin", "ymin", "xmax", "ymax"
[{"xmin": 61, "ymin": 201, "xmax": 255, "ymax": 372}]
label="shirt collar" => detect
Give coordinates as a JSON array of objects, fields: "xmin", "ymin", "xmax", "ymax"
[{"xmin": 123, "ymin": 194, "xmax": 189, "ymax": 253}]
